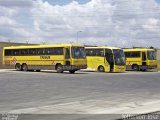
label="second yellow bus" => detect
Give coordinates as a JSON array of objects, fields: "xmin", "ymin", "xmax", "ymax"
[{"xmin": 85, "ymin": 46, "xmax": 126, "ymax": 72}]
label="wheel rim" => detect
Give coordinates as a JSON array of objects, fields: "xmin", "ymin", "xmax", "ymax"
[
  {"xmin": 133, "ymin": 66, "xmax": 138, "ymax": 71},
  {"xmin": 15, "ymin": 64, "xmax": 21, "ymax": 70},
  {"xmin": 16, "ymin": 66, "xmax": 19, "ymax": 70},
  {"xmin": 57, "ymin": 66, "xmax": 63, "ymax": 73},
  {"xmin": 99, "ymin": 66, "xmax": 104, "ymax": 72},
  {"xmin": 23, "ymin": 65, "xmax": 28, "ymax": 71}
]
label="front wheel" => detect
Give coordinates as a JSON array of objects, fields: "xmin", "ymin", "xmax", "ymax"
[
  {"xmin": 98, "ymin": 66, "xmax": 105, "ymax": 72},
  {"xmin": 69, "ymin": 70, "xmax": 76, "ymax": 74},
  {"xmin": 56, "ymin": 65, "xmax": 63, "ymax": 73}
]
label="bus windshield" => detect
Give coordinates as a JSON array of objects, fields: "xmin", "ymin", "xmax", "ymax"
[
  {"xmin": 147, "ymin": 51, "xmax": 156, "ymax": 60},
  {"xmin": 113, "ymin": 49, "xmax": 125, "ymax": 65},
  {"xmin": 72, "ymin": 47, "xmax": 86, "ymax": 59}
]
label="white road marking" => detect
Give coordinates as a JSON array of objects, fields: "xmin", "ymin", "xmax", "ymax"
[
  {"xmin": 3, "ymin": 99, "xmax": 160, "ymax": 114},
  {"xmin": 0, "ymin": 69, "xmax": 14, "ymax": 72}
]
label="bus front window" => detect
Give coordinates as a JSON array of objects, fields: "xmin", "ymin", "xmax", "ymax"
[
  {"xmin": 72, "ymin": 47, "xmax": 86, "ymax": 59},
  {"xmin": 147, "ymin": 51, "xmax": 156, "ymax": 60},
  {"xmin": 113, "ymin": 49, "xmax": 125, "ymax": 65}
]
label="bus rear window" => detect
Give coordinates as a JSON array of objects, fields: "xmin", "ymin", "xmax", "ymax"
[
  {"xmin": 147, "ymin": 51, "xmax": 156, "ymax": 60},
  {"xmin": 72, "ymin": 47, "xmax": 86, "ymax": 59}
]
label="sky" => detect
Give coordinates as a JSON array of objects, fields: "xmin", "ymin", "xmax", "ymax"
[
  {"xmin": 46, "ymin": 0, "xmax": 91, "ymax": 5},
  {"xmin": 0, "ymin": 0, "xmax": 160, "ymax": 47}
]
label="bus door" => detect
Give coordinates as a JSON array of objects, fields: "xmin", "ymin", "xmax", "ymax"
[
  {"xmin": 105, "ymin": 49, "xmax": 114, "ymax": 72},
  {"xmin": 142, "ymin": 52, "xmax": 147, "ymax": 67},
  {"xmin": 65, "ymin": 47, "xmax": 71, "ymax": 65}
]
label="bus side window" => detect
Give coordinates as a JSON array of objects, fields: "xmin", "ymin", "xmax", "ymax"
[
  {"xmin": 46, "ymin": 48, "xmax": 53, "ymax": 55},
  {"xmin": 142, "ymin": 52, "xmax": 146, "ymax": 61},
  {"xmin": 5, "ymin": 50, "xmax": 12, "ymax": 56},
  {"xmin": 13, "ymin": 50, "xmax": 19, "ymax": 56},
  {"xmin": 86, "ymin": 49, "xmax": 94, "ymax": 56},
  {"xmin": 125, "ymin": 52, "xmax": 129, "ymax": 57},
  {"xmin": 29, "ymin": 49, "xmax": 37, "ymax": 55},
  {"xmin": 20, "ymin": 49, "xmax": 28, "ymax": 55},
  {"xmin": 53, "ymin": 48, "xmax": 63, "ymax": 55},
  {"xmin": 37, "ymin": 48, "xmax": 43, "ymax": 55},
  {"xmin": 65, "ymin": 48, "xmax": 70, "ymax": 59}
]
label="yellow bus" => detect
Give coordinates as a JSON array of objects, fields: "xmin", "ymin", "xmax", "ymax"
[
  {"xmin": 123, "ymin": 48, "xmax": 157, "ymax": 71},
  {"xmin": 85, "ymin": 46, "xmax": 126, "ymax": 72},
  {"xmin": 3, "ymin": 44, "xmax": 87, "ymax": 73}
]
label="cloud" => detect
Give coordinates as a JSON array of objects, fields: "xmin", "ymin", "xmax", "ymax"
[
  {"xmin": 0, "ymin": 16, "xmax": 16, "ymax": 26},
  {"xmin": 0, "ymin": 3, "xmax": 33, "ymax": 42},
  {"xmin": 143, "ymin": 18, "xmax": 159, "ymax": 32},
  {"xmin": 0, "ymin": 0, "xmax": 160, "ymax": 47},
  {"xmin": 0, "ymin": 6, "xmax": 18, "ymax": 16},
  {"xmin": 30, "ymin": 0, "xmax": 116, "ymax": 43},
  {"xmin": 0, "ymin": 0, "xmax": 34, "ymax": 7}
]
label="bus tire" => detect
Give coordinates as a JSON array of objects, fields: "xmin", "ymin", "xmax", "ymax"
[
  {"xmin": 56, "ymin": 64, "xmax": 63, "ymax": 73},
  {"xmin": 22, "ymin": 64, "xmax": 28, "ymax": 71},
  {"xmin": 15, "ymin": 63, "xmax": 21, "ymax": 71},
  {"xmin": 132, "ymin": 65, "xmax": 139, "ymax": 71},
  {"xmin": 141, "ymin": 69, "xmax": 147, "ymax": 72},
  {"xmin": 36, "ymin": 70, "xmax": 41, "ymax": 72},
  {"xmin": 98, "ymin": 66, "xmax": 105, "ymax": 72},
  {"xmin": 69, "ymin": 70, "xmax": 76, "ymax": 74}
]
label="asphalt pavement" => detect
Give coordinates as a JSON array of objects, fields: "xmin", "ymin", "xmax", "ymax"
[{"xmin": 0, "ymin": 69, "xmax": 160, "ymax": 119}]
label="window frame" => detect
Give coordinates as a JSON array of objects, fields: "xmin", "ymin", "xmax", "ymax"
[{"xmin": 4, "ymin": 47, "xmax": 64, "ymax": 56}]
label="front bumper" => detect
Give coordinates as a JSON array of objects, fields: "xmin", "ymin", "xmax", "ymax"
[{"xmin": 113, "ymin": 65, "xmax": 126, "ymax": 72}]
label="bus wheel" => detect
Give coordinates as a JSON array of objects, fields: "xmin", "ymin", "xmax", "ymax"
[
  {"xmin": 36, "ymin": 70, "xmax": 41, "ymax": 72},
  {"xmin": 98, "ymin": 66, "xmax": 105, "ymax": 72},
  {"xmin": 22, "ymin": 64, "xmax": 28, "ymax": 71},
  {"xmin": 56, "ymin": 64, "xmax": 63, "ymax": 73},
  {"xmin": 69, "ymin": 70, "xmax": 76, "ymax": 74},
  {"xmin": 15, "ymin": 63, "xmax": 21, "ymax": 71},
  {"xmin": 141, "ymin": 69, "xmax": 147, "ymax": 72},
  {"xmin": 132, "ymin": 65, "xmax": 139, "ymax": 71}
]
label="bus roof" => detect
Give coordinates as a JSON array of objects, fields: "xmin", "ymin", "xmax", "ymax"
[
  {"xmin": 85, "ymin": 46, "xmax": 122, "ymax": 50},
  {"xmin": 3, "ymin": 44, "xmax": 84, "ymax": 49},
  {"xmin": 123, "ymin": 48, "xmax": 155, "ymax": 51}
]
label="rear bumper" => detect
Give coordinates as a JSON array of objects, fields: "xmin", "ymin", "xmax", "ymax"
[{"xmin": 63, "ymin": 65, "xmax": 87, "ymax": 71}]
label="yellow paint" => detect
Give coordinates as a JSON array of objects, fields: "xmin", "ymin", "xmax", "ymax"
[
  {"xmin": 3, "ymin": 44, "xmax": 87, "ymax": 71},
  {"xmin": 86, "ymin": 46, "xmax": 126, "ymax": 73},
  {"xmin": 124, "ymin": 48, "xmax": 157, "ymax": 70}
]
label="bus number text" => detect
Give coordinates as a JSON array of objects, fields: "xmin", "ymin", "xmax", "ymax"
[{"xmin": 40, "ymin": 56, "xmax": 50, "ymax": 59}]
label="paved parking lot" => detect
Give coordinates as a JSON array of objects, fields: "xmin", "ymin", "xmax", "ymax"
[{"xmin": 0, "ymin": 69, "xmax": 160, "ymax": 119}]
